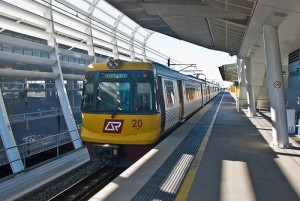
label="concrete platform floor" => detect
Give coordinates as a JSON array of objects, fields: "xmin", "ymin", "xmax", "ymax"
[{"xmin": 185, "ymin": 93, "xmax": 300, "ymax": 201}]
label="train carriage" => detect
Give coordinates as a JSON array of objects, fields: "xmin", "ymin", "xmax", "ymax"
[{"xmin": 80, "ymin": 59, "xmax": 219, "ymax": 166}]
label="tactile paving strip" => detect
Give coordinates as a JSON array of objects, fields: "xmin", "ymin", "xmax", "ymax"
[{"xmin": 131, "ymin": 95, "xmax": 223, "ymax": 201}]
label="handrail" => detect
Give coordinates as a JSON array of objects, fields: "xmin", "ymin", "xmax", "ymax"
[
  {"xmin": 8, "ymin": 107, "xmax": 81, "ymax": 124},
  {"xmin": 257, "ymin": 99, "xmax": 270, "ymax": 112},
  {"xmin": 1, "ymin": 82, "xmax": 83, "ymax": 92},
  {"xmin": 0, "ymin": 130, "xmax": 82, "ymax": 170},
  {"xmin": 235, "ymin": 98, "xmax": 270, "ymax": 112}
]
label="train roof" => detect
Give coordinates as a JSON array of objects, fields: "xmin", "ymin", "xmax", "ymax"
[
  {"xmin": 87, "ymin": 60, "xmax": 153, "ymax": 71},
  {"xmin": 151, "ymin": 62, "xmax": 220, "ymax": 87},
  {"xmin": 151, "ymin": 61, "xmax": 206, "ymax": 84},
  {"xmin": 87, "ymin": 60, "xmax": 219, "ymax": 87}
]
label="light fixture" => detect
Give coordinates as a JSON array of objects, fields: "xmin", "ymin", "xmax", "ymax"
[
  {"xmin": 274, "ymin": 12, "xmax": 287, "ymax": 17},
  {"xmin": 107, "ymin": 59, "xmax": 122, "ymax": 69}
]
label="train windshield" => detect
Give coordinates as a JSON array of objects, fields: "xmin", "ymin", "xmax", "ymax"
[
  {"xmin": 96, "ymin": 82, "xmax": 130, "ymax": 111},
  {"xmin": 81, "ymin": 70, "xmax": 156, "ymax": 113}
]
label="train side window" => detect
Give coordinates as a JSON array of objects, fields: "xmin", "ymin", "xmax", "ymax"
[
  {"xmin": 197, "ymin": 85, "xmax": 202, "ymax": 98},
  {"xmin": 136, "ymin": 82, "xmax": 152, "ymax": 111},
  {"xmin": 203, "ymin": 86, "xmax": 207, "ymax": 96},
  {"xmin": 185, "ymin": 84, "xmax": 190, "ymax": 100},
  {"xmin": 82, "ymin": 83, "xmax": 94, "ymax": 109},
  {"xmin": 164, "ymin": 80, "xmax": 175, "ymax": 108},
  {"xmin": 185, "ymin": 83, "xmax": 199, "ymax": 101}
]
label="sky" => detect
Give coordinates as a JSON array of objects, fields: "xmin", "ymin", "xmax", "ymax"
[
  {"xmin": 69, "ymin": 0, "xmax": 236, "ymax": 87},
  {"xmin": 146, "ymin": 32, "xmax": 237, "ymax": 88}
]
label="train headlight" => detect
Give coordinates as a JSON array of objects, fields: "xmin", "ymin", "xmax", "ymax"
[
  {"xmin": 107, "ymin": 61, "xmax": 114, "ymax": 68},
  {"xmin": 107, "ymin": 59, "xmax": 122, "ymax": 69},
  {"xmin": 114, "ymin": 61, "xmax": 120, "ymax": 68}
]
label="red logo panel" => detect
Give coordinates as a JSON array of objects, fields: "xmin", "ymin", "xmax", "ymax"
[{"xmin": 103, "ymin": 119, "xmax": 124, "ymax": 133}]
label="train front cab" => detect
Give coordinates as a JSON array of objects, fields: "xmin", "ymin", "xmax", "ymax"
[{"xmin": 80, "ymin": 60, "xmax": 161, "ymax": 166}]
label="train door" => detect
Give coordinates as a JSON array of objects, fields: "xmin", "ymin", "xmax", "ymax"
[
  {"xmin": 203, "ymin": 84, "xmax": 207, "ymax": 104},
  {"xmin": 200, "ymin": 84, "xmax": 204, "ymax": 107},
  {"xmin": 157, "ymin": 76, "xmax": 165, "ymax": 132},
  {"xmin": 208, "ymin": 86, "xmax": 211, "ymax": 101},
  {"xmin": 177, "ymin": 80, "xmax": 184, "ymax": 121}
]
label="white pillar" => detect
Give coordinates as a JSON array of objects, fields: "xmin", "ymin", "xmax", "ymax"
[
  {"xmin": 45, "ymin": 0, "xmax": 82, "ymax": 149},
  {"xmin": 236, "ymin": 59, "xmax": 243, "ymax": 110},
  {"xmin": 86, "ymin": 1, "xmax": 98, "ymax": 63},
  {"xmin": 244, "ymin": 58, "xmax": 256, "ymax": 116},
  {"xmin": 142, "ymin": 33, "xmax": 153, "ymax": 61},
  {"xmin": 86, "ymin": 22, "xmax": 96, "ymax": 63},
  {"xmin": 130, "ymin": 26, "xmax": 140, "ymax": 61},
  {"xmin": 263, "ymin": 25, "xmax": 291, "ymax": 148},
  {"xmin": 237, "ymin": 59, "xmax": 243, "ymax": 84},
  {"xmin": 112, "ymin": 14, "xmax": 124, "ymax": 59},
  {"xmin": 0, "ymin": 88, "xmax": 24, "ymax": 173}
]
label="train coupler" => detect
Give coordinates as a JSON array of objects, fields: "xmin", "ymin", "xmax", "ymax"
[{"xmin": 93, "ymin": 144, "xmax": 121, "ymax": 159}]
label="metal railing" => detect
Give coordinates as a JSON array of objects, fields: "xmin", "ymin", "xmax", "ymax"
[
  {"xmin": 8, "ymin": 107, "xmax": 81, "ymax": 124},
  {"xmin": 0, "ymin": 130, "xmax": 82, "ymax": 169},
  {"xmin": 236, "ymin": 98, "xmax": 270, "ymax": 112},
  {"xmin": 1, "ymin": 82, "xmax": 83, "ymax": 92},
  {"xmin": 257, "ymin": 99, "xmax": 270, "ymax": 112}
]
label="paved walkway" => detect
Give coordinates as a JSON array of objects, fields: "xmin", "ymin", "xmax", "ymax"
[{"xmin": 184, "ymin": 93, "xmax": 300, "ymax": 201}]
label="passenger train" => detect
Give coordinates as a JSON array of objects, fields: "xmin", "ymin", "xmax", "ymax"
[{"xmin": 80, "ymin": 59, "xmax": 220, "ymax": 166}]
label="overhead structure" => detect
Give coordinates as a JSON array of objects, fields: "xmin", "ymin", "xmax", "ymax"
[
  {"xmin": 106, "ymin": 0, "xmax": 256, "ymax": 56},
  {"xmin": 105, "ymin": 0, "xmax": 300, "ymax": 73},
  {"xmin": 218, "ymin": 64, "xmax": 238, "ymax": 82}
]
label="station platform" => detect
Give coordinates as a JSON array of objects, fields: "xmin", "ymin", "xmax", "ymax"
[
  {"xmin": 90, "ymin": 92, "xmax": 300, "ymax": 201},
  {"xmin": 0, "ymin": 147, "xmax": 90, "ymax": 201}
]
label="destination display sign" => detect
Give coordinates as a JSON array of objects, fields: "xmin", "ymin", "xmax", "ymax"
[{"xmin": 102, "ymin": 72, "xmax": 128, "ymax": 79}]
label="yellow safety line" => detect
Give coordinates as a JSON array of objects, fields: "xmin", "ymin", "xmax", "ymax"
[{"xmin": 176, "ymin": 94, "xmax": 224, "ymax": 201}]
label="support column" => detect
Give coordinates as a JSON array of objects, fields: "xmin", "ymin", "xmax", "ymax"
[
  {"xmin": 130, "ymin": 26, "xmax": 140, "ymax": 61},
  {"xmin": 86, "ymin": 0, "xmax": 98, "ymax": 64},
  {"xmin": 67, "ymin": 80, "xmax": 75, "ymax": 109},
  {"xmin": 45, "ymin": 0, "xmax": 82, "ymax": 149},
  {"xmin": 142, "ymin": 33, "xmax": 152, "ymax": 62},
  {"xmin": 236, "ymin": 59, "xmax": 247, "ymax": 111},
  {"xmin": 263, "ymin": 25, "xmax": 291, "ymax": 148},
  {"xmin": 237, "ymin": 59, "xmax": 246, "ymax": 88},
  {"xmin": 244, "ymin": 58, "xmax": 256, "ymax": 116},
  {"xmin": 237, "ymin": 59, "xmax": 242, "ymax": 84},
  {"xmin": 0, "ymin": 88, "xmax": 24, "ymax": 173},
  {"xmin": 236, "ymin": 59, "xmax": 243, "ymax": 110},
  {"xmin": 112, "ymin": 14, "xmax": 124, "ymax": 59},
  {"xmin": 86, "ymin": 24, "xmax": 96, "ymax": 63}
]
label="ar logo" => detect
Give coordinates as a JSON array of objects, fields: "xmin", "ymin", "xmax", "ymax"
[{"xmin": 103, "ymin": 119, "xmax": 124, "ymax": 133}]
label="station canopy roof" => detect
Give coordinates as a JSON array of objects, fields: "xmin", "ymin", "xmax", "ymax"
[
  {"xmin": 105, "ymin": 0, "xmax": 256, "ymax": 57},
  {"xmin": 105, "ymin": 0, "xmax": 300, "ymax": 70},
  {"xmin": 218, "ymin": 64, "xmax": 238, "ymax": 82}
]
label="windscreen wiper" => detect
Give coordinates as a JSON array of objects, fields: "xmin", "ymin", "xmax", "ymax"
[{"xmin": 111, "ymin": 102, "xmax": 120, "ymax": 118}]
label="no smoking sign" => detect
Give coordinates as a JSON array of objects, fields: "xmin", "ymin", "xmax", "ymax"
[{"xmin": 274, "ymin": 81, "xmax": 281, "ymax": 88}]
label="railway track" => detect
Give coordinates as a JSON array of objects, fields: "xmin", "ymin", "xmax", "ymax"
[{"xmin": 48, "ymin": 166, "xmax": 125, "ymax": 201}]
